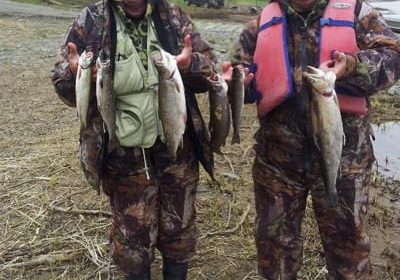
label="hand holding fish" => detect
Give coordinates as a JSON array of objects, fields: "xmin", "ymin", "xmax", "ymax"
[
  {"xmin": 176, "ymin": 34, "xmax": 192, "ymax": 70},
  {"xmin": 319, "ymin": 50, "xmax": 356, "ymax": 79},
  {"xmin": 222, "ymin": 61, "xmax": 254, "ymax": 87},
  {"xmin": 67, "ymin": 42, "xmax": 97, "ymax": 80}
]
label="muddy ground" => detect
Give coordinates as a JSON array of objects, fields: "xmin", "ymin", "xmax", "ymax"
[{"xmin": 0, "ymin": 3, "xmax": 400, "ymax": 280}]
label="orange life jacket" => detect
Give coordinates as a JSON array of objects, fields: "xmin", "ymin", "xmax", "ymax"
[{"xmin": 252, "ymin": 0, "xmax": 367, "ymax": 118}]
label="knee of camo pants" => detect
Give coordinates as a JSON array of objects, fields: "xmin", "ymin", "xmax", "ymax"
[
  {"xmin": 103, "ymin": 147, "xmax": 159, "ymax": 276},
  {"xmin": 153, "ymin": 139, "xmax": 199, "ymax": 262},
  {"xmin": 156, "ymin": 167, "xmax": 199, "ymax": 262}
]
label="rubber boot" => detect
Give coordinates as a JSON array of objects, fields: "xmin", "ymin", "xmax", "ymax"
[
  {"xmin": 162, "ymin": 258, "xmax": 188, "ymax": 280},
  {"xmin": 125, "ymin": 268, "xmax": 151, "ymax": 280}
]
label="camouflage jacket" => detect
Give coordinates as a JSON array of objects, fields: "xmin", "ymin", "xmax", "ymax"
[
  {"xmin": 229, "ymin": 0, "xmax": 400, "ymax": 145},
  {"xmin": 52, "ymin": 0, "xmax": 216, "ymax": 187}
]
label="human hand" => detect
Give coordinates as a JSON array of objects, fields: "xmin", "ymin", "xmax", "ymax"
[
  {"xmin": 222, "ymin": 61, "xmax": 254, "ymax": 87},
  {"xmin": 67, "ymin": 42, "xmax": 79, "ymax": 75},
  {"xmin": 176, "ymin": 34, "xmax": 192, "ymax": 70},
  {"xmin": 319, "ymin": 51, "xmax": 356, "ymax": 80}
]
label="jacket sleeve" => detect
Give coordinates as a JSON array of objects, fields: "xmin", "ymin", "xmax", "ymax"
[
  {"xmin": 169, "ymin": 4, "xmax": 217, "ymax": 93},
  {"xmin": 178, "ymin": 6, "xmax": 216, "ymax": 76},
  {"xmin": 51, "ymin": 6, "xmax": 98, "ymax": 107},
  {"xmin": 338, "ymin": 2, "xmax": 400, "ymax": 96},
  {"xmin": 227, "ymin": 18, "xmax": 259, "ymax": 103}
]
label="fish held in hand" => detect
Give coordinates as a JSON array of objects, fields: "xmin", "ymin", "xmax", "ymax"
[
  {"xmin": 150, "ymin": 45, "xmax": 187, "ymax": 160},
  {"xmin": 96, "ymin": 56, "xmax": 118, "ymax": 152},
  {"xmin": 303, "ymin": 66, "xmax": 344, "ymax": 208},
  {"xmin": 75, "ymin": 50, "xmax": 94, "ymax": 129},
  {"xmin": 229, "ymin": 66, "xmax": 245, "ymax": 145},
  {"xmin": 207, "ymin": 74, "xmax": 230, "ymax": 153}
]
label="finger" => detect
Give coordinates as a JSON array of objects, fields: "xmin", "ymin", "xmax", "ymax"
[
  {"xmin": 319, "ymin": 60, "xmax": 335, "ymax": 72},
  {"xmin": 244, "ymin": 73, "xmax": 254, "ymax": 87},
  {"xmin": 86, "ymin": 51, "xmax": 94, "ymax": 58},
  {"xmin": 332, "ymin": 51, "xmax": 345, "ymax": 62}
]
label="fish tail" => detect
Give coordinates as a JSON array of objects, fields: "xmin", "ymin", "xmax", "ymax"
[
  {"xmin": 231, "ymin": 132, "xmax": 240, "ymax": 145},
  {"xmin": 325, "ymin": 188, "xmax": 338, "ymax": 208}
]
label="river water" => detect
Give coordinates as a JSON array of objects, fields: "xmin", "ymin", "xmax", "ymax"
[
  {"xmin": 370, "ymin": 0, "xmax": 400, "ymax": 20},
  {"xmin": 372, "ymin": 122, "xmax": 400, "ymax": 180}
]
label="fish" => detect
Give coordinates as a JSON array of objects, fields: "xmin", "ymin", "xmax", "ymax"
[
  {"xmin": 303, "ymin": 66, "xmax": 344, "ymax": 208},
  {"xmin": 207, "ymin": 74, "xmax": 230, "ymax": 153},
  {"xmin": 229, "ymin": 66, "xmax": 245, "ymax": 144},
  {"xmin": 75, "ymin": 50, "xmax": 94, "ymax": 129},
  {"xmin": 96, "ymin": 54, "xmax": 118, "ymax": 152},
  {"xmin": 150, "ymin": 44, "xmax": 187, "ymax": 160}
]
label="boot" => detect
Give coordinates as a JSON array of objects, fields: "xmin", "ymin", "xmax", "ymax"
[
  {"xmin": 125, "ymin": 268, "xmax": 151, "ymax": 280},
  {"xmin": 162, "ymin": 258, "xmax": 188, "ymax": 280}
]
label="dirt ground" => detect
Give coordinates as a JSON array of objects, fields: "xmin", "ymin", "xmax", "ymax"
[{"xmin": 0, "ymin": 4, "xmax": 400, "ymax": 280}]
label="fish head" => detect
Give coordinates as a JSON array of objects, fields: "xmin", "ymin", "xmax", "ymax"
[
  {"xmin": 303, "ymin": 66, "xmax": 336, "ymax": 97},
  {"xmin": 150, "ymin": 44, "xmax": 177, "ymax": 79},
  {"xmin": 232, "ymin": 66, "xmax": 245, "ymax": 81},
  {"xmin": 79, "ymin": 50, "xmax": 95, "ymax": 69},
  {"xmin": 206, "ymin": 74, "xmax": 228, "ymax": 94}
]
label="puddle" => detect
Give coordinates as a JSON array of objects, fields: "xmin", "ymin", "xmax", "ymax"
[{"xmin": 372, "ymin": 122, "xmax": 400, "ymax": 180}]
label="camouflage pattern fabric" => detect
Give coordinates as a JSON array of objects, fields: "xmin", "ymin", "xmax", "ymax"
[
  {"xmin": 52, "ymin": 0, "xmax": 216, "ymax": 187},
  {"xmin": 113, "ymin": 1, "xmax": 151, "ymax": 69},
  {"xmin": 52, "ymin": 0, "xmax": 216, "ymax": 275},
  {"xmin": 253, "ymin": 114, "xmax": 374, "ymax": 279},
  {"xmin": 102, "ymin": 134, "xmax": 199, "ymax": 276},
  {"xmin": 228, "ymin": 0, "xmax": 400, "ymax": 278}
]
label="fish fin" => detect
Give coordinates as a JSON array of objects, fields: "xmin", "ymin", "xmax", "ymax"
[
  {"xmin": 313, "ymin": 135, "xmax": 321, "ymax": 151},
  {"xmin": 231, "ymin": 133, "xmax": 240, "ymax": 145}
]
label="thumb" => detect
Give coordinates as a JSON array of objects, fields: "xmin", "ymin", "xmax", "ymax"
[
  {"xmin": 221, "ymin": 61, "xmax": 233, "ymax": 83},
  {"xmin": 67, "ymin": 42, "xmax": 78, "ymax": 57},
  {"xmin": 184, "ymin": 34, "xmax": 192, "ymax": 50},
  {"xmin": 222, "ymin": 61, "xmax": 232, "ymax": 73}
]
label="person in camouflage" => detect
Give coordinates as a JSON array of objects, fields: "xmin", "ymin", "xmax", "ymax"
[
  {"xmin": 52, "ymin": 0, "xmax": 217, "ymax": 279},
  {"xmin": 225, "ymin": 0, "xmax": 400, "ymax": 279}
]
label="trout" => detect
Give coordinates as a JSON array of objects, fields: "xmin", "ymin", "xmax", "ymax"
[
  {"xmin": 150, "ymin": 45, "xmax": 187, "ymax": 160},
  {"xmin": 75, "ymin": 50, "xmax": 94, "ymax": 129},
  {"xmin": 96, "ymin": 55, "xmax": 117, "ymax": 152},
  {"xmin": 207, "ymin": 74, "xmax": 230, "ymax": 153},
  {"xmin": 303, "ymin": 66, "xmax": 344, "ymax": 208},
  {"xmin": 229, "ymin": 66, "xmax": 245, "ymax": 144}
]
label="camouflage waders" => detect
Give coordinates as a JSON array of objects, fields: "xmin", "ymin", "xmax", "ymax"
[
  {"xmin": 252, "ymin": 114, "xmax": 375, "ymax": 280},
  {"xmin": 102, "ymin": 134, "xmax": 199, "ymax": 276}
]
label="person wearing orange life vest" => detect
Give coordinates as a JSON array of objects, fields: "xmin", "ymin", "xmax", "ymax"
[{"xmin": 223, "ymin": 0, "xmax": 400, "ymax": 278}]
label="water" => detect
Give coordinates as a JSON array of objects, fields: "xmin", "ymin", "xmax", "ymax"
[
  {"xmin": 370, "ymin": 0, "xmax": 400, "ymax": 21},
  {"xmin": 372, "ymin": 122, "xmax": 400, "ymax": 180}
]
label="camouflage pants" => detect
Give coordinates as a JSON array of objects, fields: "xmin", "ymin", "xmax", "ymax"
[
  {"xmin": 102, "ymin": 134, "xmax": 199, "ymax": 276},
  {"xmin": 252, "ymin": 115, "xmax": 375, "ymax": 280}
]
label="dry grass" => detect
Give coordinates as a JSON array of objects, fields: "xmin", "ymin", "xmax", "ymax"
[{"xmin": 0, "ymin": 12, "xmax": 400, "ymax": 280}]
